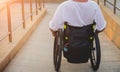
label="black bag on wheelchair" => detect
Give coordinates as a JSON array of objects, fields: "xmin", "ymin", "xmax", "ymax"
[{"xmin": 63, "ymin": 23, "xmax": 94, "ymax": 63}]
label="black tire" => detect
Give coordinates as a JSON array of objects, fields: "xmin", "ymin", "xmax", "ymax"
[
  {"xmin": 90, "ymin": 32, "xmax": 101, "ymax": 71},
  {"xmin": 53, "ymin": 29, "xmax": 63, "ymax": 72}
]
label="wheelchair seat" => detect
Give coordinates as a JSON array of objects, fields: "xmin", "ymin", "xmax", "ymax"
[{"xmin": 63, "ymin": 23, "xmax": 95, "ymax": 63}]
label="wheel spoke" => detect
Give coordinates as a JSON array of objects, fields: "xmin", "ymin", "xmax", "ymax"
[
  {"xmin": 53, "ymin": 29, "xmax": 63, "ymax": 71},
  {"xmin": 90, "ymin": 33, "xmax": 101, "ymax": 71}
]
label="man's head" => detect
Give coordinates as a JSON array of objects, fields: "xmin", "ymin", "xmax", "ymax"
[{"xmin": 73, "ymin": 0, "xmax": 88, "ymax": 2}]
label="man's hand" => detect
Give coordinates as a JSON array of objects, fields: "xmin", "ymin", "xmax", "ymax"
[
  {"xmin": 95, "ymin": 28, "xmax": 105, "ymax": 34},
  {"xmin": 50, "ymin": 28, "xmax": 57, "ymax": 37}
]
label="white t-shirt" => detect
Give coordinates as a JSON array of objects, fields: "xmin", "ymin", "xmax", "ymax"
[{"xmin": 49, "ymin": 0, "xmax": 106, "ymax": 31}]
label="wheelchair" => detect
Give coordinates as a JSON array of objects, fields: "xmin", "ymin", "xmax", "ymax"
[{"xmin": 53, "ymin": 22, "xmax": 101, "ymax": 72}]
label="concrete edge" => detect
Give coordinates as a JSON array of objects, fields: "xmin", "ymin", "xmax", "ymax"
[
  {"xmin": 0, "ymin": 8, "xmax": 47, "ymax": 71},
  {"xmin": 99, "ymin": 2, "xmax": 120, "ymax": 49}
]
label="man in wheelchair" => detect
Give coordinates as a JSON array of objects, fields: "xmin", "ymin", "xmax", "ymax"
[{"xmin": 49, "ymin": 0, "xmax": 106, "ymax": 64}]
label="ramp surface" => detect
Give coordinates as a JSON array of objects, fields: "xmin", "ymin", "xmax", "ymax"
[{"xmin": 3, "ymin": 3, "xmax": 120, "ymax": 72}]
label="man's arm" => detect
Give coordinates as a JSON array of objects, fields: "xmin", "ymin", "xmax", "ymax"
[
  {"xmin": 49, "ymin": 4, "xmax": 64, "ymax": 37},
  {"xmin": 94, "ymin": 4, "xmax": 106, "ymax": 32}
]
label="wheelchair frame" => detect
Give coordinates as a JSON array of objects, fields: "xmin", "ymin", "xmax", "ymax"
[{"xmin": 53, "ymin": 25, "xmax": 101, "ymax": 72}]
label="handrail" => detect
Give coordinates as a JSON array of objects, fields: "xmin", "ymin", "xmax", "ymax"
[
  {"xmin": 106, "ymin": 0, "xmax": 114, "ymax": 6},
  {"xmin": 99, "ymin": 0, "xmax": 120, "ymax": 14},
  {"xmin": 116, "ymin": 7, "xmax": 120, "ymax": 11},
  {"xmin": 0, "ymin": 0, "xmax": 17, "ymax": 9},
  {"xmin": 0, "ymin": 0, "xmax": 44, "ymax": 42},
  {"xmin": 0, "ymin": 1, "xmax": 7, "ymax": 11}
]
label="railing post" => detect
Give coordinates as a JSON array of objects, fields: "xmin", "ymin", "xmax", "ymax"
[
  {"xmin": 113, "ymin": 0, "xmax": 116, "ymax": 14},
  {"xmin": 42, "ymin": 0, "xmax": 44, "ymax": 8},
  {"xmin": 38, "ymin": 0, "xmax": 41, "ymax": 10},
  {"xmin": 7, "ymin": 2, "xmax": 12, "ymax": 42},
  {"xmin": 21, "ymin": 0, "xmax": 26, "ymax": 29},
  {"xmin": 97, "ymin": 0, "xmax": 99, "ymax": 4},
  {"xmin": 30, "ymin": 0, "xmax": 33, "ymax": 21},
  {"xmin": 104, "ymin": 0, "xmax": 106, "ymax": 6},
  {"xmin": 35, "ymin": 0, "xmax": 38, "ymax": 15}
]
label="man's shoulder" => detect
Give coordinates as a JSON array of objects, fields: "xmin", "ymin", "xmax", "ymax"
[
  {"xmin": 88, "ymin": 0, "xmax": 99, "ymax": 8},
  {"xmin": 89, "ymin": 1, "xmax": 98, "ymax": 5}
]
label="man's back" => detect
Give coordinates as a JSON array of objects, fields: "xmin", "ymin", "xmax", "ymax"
[
  {"xmin": 59, "ymin": 0, "xmax": 99, "ymax": 27},
  {"xmin": 49, "ymin": 0, "xmax": 106, "ymax": 34}
]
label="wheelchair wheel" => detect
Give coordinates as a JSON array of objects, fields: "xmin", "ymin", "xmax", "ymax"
[
  {"xmin": 53, "ymin": 29, "xmax": 63, "ymax": 72},
  {"xmin": 90, "ymin": 32, "xmax": 101, "ymax": 71}
]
